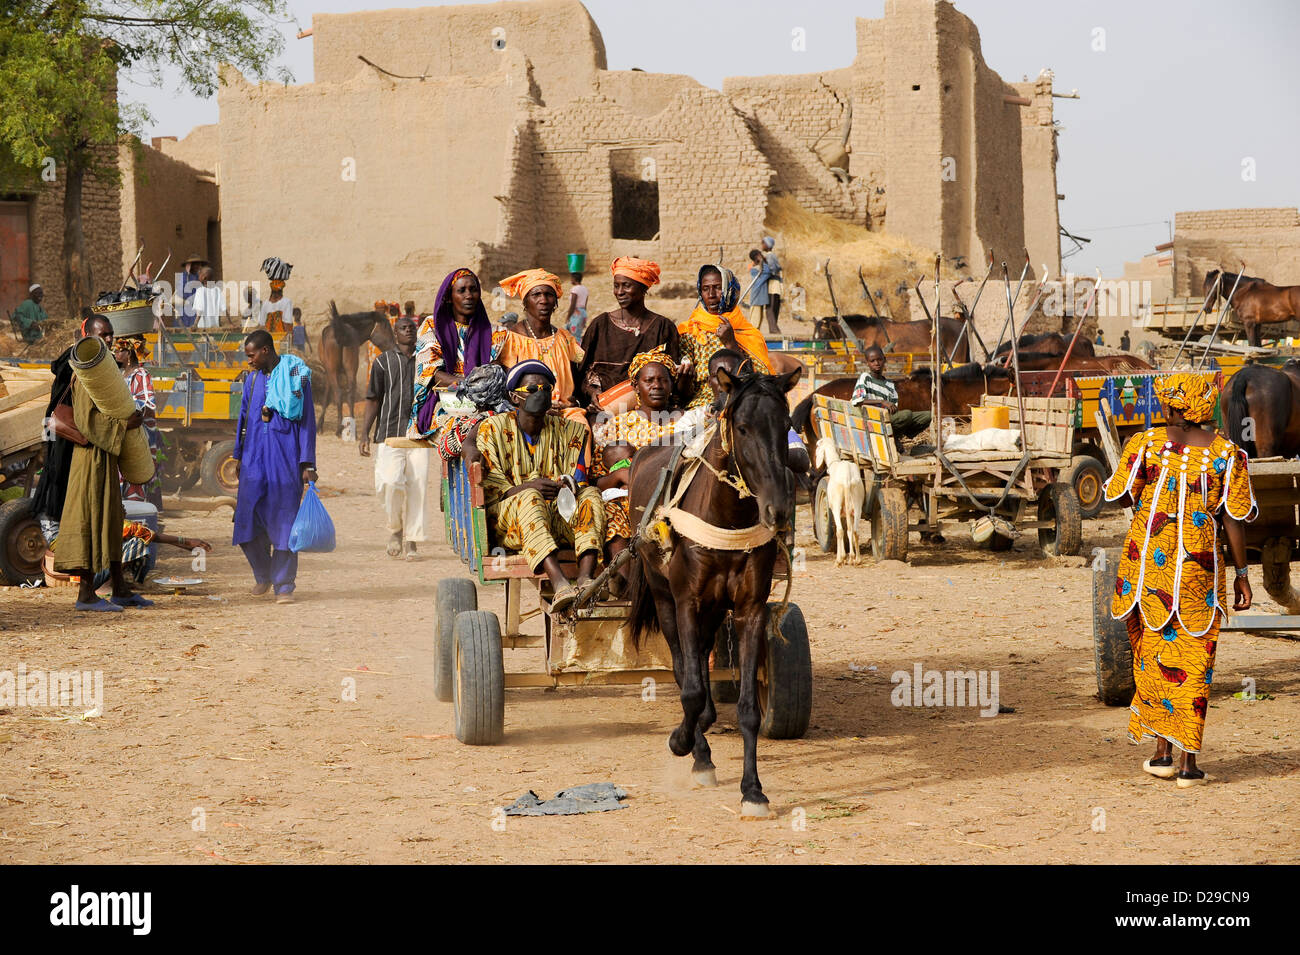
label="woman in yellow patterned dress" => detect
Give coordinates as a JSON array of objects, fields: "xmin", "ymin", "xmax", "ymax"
[
  {"xmin": 1103, "ymin": 373, "xmax": 1256, "ymax": 787},
  {"xmin": 592, "ymin": 346, "xmax": 682, "ymax": 563}
]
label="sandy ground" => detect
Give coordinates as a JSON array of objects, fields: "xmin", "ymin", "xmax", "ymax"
[{"xmin": 1, "ymin": 432, "xmax": 1296, "ymax": 864}]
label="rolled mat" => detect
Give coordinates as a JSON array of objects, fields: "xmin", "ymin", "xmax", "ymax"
[{"xmin": 70, "ymin": 337, "xmax": 156, "ymax": 484}]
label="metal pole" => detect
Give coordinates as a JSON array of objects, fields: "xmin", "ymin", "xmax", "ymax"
[
  {"xmin": 1194, "ymin": 269, "xmax": 1246, "ymax": 371},
  {"xmin": 1169, "ymin": 277, "xmax": 1223, "ymax": 368},
  {"xmin": 989, "ymin": 252, "xmax": 1032, "ymax": 359},
  {"xmin": 946, "ymin": 252, "xmax": 996, "ymax": 362},
  {"xmin": 933, "ymin": 256, "xmax": 943, "ymax": 428},
  {"xmin": 858, "ymin": 266, "xmax": 885, "ymax": 320},
  {"xmin": 1003, "ymin": 264, "xmax": 1028, "ymax": 440},
  {"xmin": 1047, "ymin": 270, "xmax": 1102, "ymax": 397}
]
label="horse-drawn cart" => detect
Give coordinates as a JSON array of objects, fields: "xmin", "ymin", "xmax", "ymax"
[
  {"xmin": 0, "ymin": 363, "xmax": 55, "ymax": 585},
  {"xmin": 810, "ymin": 393, "xmax": 1083, "ymax": 562},
  {"xmin": 427, "ymin": 447, "xmax": 813, "ymax": 745}
]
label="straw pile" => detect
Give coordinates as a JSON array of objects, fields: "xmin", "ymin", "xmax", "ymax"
[{"xmin": 763, "ymin": 194, "xmax": 957, "ymax": 323}]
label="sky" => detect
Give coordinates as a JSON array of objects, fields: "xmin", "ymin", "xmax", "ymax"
[{"xmin": 121, "ymin": 0, "xmax": 1300, "ymax": 278}]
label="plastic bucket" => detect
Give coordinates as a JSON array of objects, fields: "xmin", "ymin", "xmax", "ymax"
[{"xmin": 566, "ymin": 253, "xmax": 586, "ymax": 274}]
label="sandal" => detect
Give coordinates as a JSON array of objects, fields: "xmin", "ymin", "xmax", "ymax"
[
  {"xmin": 1176, "ymin": 770, "xmax": 1212, "ymax": 788},
  {"xmin": 550, "ymin": 586, "xmax": 578, "ymax": 614},
  {"xmin": 111, "ymin": 594, "xmax": 155, "ymax": 608},
  {"xmin": 386, "ymin": 534, "xmax": 403, "ymax": 558},
  {"xmin": 1143, "ymin": 757, "xmax": 1177, "ymax": 779}
]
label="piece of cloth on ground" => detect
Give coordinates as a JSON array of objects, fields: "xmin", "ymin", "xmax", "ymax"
[{"xmin": 503, "ymin": 782, "xmax": 628, "ymax": 816}]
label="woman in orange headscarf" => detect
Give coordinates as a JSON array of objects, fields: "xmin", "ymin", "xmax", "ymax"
[
  {"xmin": 575, "ymin": 257, "xmax": 679, "ymax": 413},
  {"xmin": 497, "ymin": 268, "xmax": 586, "ymax": 421},
  {"xmin": 678, "ymin": 264, "xmax": 772, "ymax": 408}
]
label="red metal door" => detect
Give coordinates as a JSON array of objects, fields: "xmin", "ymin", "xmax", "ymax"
[{"xmin": 0, "ymin": 201, "xmax": 32, "ymax": 321}]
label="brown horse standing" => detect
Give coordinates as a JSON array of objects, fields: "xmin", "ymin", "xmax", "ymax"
[
  {"xmin": 1205, "ymin": 269, "xmax": 1300, "ymax": 346},
  {"xmin": 318, "ymin": 301, "xmax": 396, "ymax": 435},
  {"xmin": 627, "ymin": 366, "xmax": 803, "ymax": 817},
  {"xmin": 814, "ymin": 314, "xmax": 970, "ymax": 363}
]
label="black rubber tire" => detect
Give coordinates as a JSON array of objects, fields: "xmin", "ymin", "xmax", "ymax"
[
  {"xmin": 1068, "ymin": 455, "xmax": 1107, "ymax": 519},
  {"xmin": 870, "ymin": 486, "xmax": 908, "ymax": 562},
  {"xmin": 453, "ymin": 610, "xmax": 505, "ymax": 745},
  {"xmin": 0, "ymin": 496, "xmax": 45, "ymax": 586},
  {"xmin": 435, "ymin": 578, "xmax": 477, "ymax": 703},
  {"xmin": 711, "ymin": 618, "xmax": 740, "ymax": 704},
  {"xmin": 1092, "ymin": 549, "xmax": 1135, "ymax": 706},
  {"xmin": 759, "ymin": 602, "xmax": 813, "ymax": 740},
  {"xmin": 199, "ymin": 439, "xmax": 240, "ymax": 497},
  {"xmin": 812, "ymin": 476, "xmax": 836, "ymax": 554},
  {"xmin": 1039, "ymin": 483, "xmax": 1083, "ymax": 556}
]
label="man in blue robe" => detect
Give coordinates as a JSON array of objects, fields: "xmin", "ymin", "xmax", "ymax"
[{"xmin": 233, "ymin": 329, "xmax": 317, "ymax": 603}]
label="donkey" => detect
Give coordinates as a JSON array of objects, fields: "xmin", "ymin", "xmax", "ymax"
[
  {"xmin": 318, "ymin": 300, "xmax": 395, "ymax": 436},
  {"xmin": 626, "ymin": 366, "xmax": 801, "ymax": 817}
]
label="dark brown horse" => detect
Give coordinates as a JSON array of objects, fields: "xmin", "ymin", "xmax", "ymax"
[
  {"xmin": 1205, "ymin": 269, "xmax": 1300, "ymax": 346},
  {"xmin": 993, "ymin": 332, "xmax": 1095, "ymax": 360},
  {"xmin": 1225, "ymin": 360, "xmax": 1300, "ymax": 458},
  {"xmin": 318, "ymin": 301, "xmax": 395, "ymax": 436},
  {"xmin": 626, "ymin": 366, "xmax": 802, "ymax": 817},
  {"xmin": 813, "ymin": 313, "xmax": 970, "ymax": 363}
]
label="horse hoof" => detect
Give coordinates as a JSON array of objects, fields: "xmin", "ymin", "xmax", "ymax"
[
  {"xmin": 691, "ymin": 767, "xmax": 718, "ymax": 788},
  {"xmin": 740, "ymin": 799, "xmax": 772, "ymax": 820}
]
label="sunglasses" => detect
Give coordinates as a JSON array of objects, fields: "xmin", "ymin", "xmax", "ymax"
[{"xmin": 512, "ymin": 383, "xmax": 551, "ymax": 394}]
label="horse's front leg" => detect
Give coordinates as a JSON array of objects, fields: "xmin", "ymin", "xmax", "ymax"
[
  {"xmin": 688, "ymin": 609, "xmax": 726, "ymax": 786},
  {"xmin": 735, "ymin": 600, "xmax": 772, "ymax": 817},
  {"xmin": 668, "ymin": 596, "xmax": 708, "ymax": 759}
]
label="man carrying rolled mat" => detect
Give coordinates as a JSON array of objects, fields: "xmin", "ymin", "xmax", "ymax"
[
  {"xmin": 52, "ymin": 314, "xmax": 154, "ymax": 612},
  {"xmin": 232, "ymin": 329, "xmax": 318, "ymax": 604}
]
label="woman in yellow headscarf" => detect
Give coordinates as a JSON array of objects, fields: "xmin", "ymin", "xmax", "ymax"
[
  {"xmin": 591, "ymin": 345, "xmax": 682, "ymax": 564},
  {"xmin": 497, "ymin": 268, "xmax": 585, "ymax": 420},
  {"xmin": 1103, "ymin": 372, "xmax": 1256, "ymax": 787},
  {"xmin": 678, "ymin": 264, "xmax": 773, "ymax": 408}
]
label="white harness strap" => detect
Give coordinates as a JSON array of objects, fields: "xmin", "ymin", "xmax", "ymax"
[{"xmin": 661, "ymin": 506, "xmax": 776, "ymax": 552}]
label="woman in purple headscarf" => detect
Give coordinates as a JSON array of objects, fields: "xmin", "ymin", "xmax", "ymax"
[{"xmin": 409, "ymin": 268, "xmax": 507, "ymax": 438}]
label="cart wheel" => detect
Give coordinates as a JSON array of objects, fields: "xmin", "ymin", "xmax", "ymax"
[
  {"xmin": 1068, "ymin": 455, "xmax": 1107, "ymax": 519},
  {"xmin": 758, "ymin": 602, "xmax": 813, "ymax": 740},
  {"xmin": 1092, "ymin": 550, "xmax": 1135, "ymax": 706},
  {"xmin": 870, "ymin": 486, "xmax": 908, "ymax": 562},
  {"xmin": 435, "ymin": 578, "xmax": 477, "ymax": 703},
  {"xmin": 199, "ymin": 440, "xmax": 240, "ymax": 497},
  {"xmin": 711, "ymin": 618, "xmax": 740, "ymax": 704},
  {"xmin": 1039, "ymin": 483, "xmax": 1083, "ymax": 556},
  {"xmin": 0, "ymin": 497, "xmax": 45, "ymax": 586},
  {"xmin": 812, "ymin": 476, "xmax": 836, "ymax": 554},
  {"xmin": 454, "ymin": 610, "xmax": 505, "ymax": 745}
]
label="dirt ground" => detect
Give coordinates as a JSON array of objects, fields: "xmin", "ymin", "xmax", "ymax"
[{"xmin": 1, "ymin": 432, "xmax": 1296, "ymax": 864}]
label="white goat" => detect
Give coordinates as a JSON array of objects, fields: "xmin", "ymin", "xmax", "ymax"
[{"xmin": 815, "ymin": 436, "xmax": 865, "ymax": 566}]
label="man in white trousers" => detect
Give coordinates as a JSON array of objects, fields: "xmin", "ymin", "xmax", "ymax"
[{"xmin": 359, "ymin": 315, "xmax": 428, "ymax": 559}]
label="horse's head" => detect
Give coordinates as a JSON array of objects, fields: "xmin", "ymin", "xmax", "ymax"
[
  {"xmin": 715, "ymin": 366, "xmax": 802, "ymax": 532},
  {"xmin": 1203, "ymin": 269, "xmax": 1222, "ymax": 303},
  {"xmin": 370, "ymin": 312, "xmax": 397, "ymax": 351}
]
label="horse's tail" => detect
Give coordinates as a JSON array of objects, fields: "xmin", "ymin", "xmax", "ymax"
[
  {"xmin": 790, "ymin": 394, "xmax": 813, "ymax": 440},
  {"xmin": 1225, "ymin": 368, "xmax": 1256, "ymax": 457},
  {"xmin": 328, "ymin": 299, "xmax": 342, "ymax": 327},
  {"xmin": 625, "ymin": 551, "xmax": 659, "ymax": 650}
]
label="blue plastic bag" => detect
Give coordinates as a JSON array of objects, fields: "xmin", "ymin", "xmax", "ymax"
[{"xmin": 289, "ymin": 482, "xmax": 336, "ymax": 553}]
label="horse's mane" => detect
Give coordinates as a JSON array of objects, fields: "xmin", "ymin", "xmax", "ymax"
[
  {"xmin": 907, "ymin": 361, "xmax": 1009, "ymax": 383},
  {"xmin": 994, "ymin": 332, "xmax": 1061, "ymax": 354}
]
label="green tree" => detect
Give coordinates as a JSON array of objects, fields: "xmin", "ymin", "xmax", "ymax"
[{"xmin": 0, "ymin": 1, "xmax": 291, "ymax": 318}]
